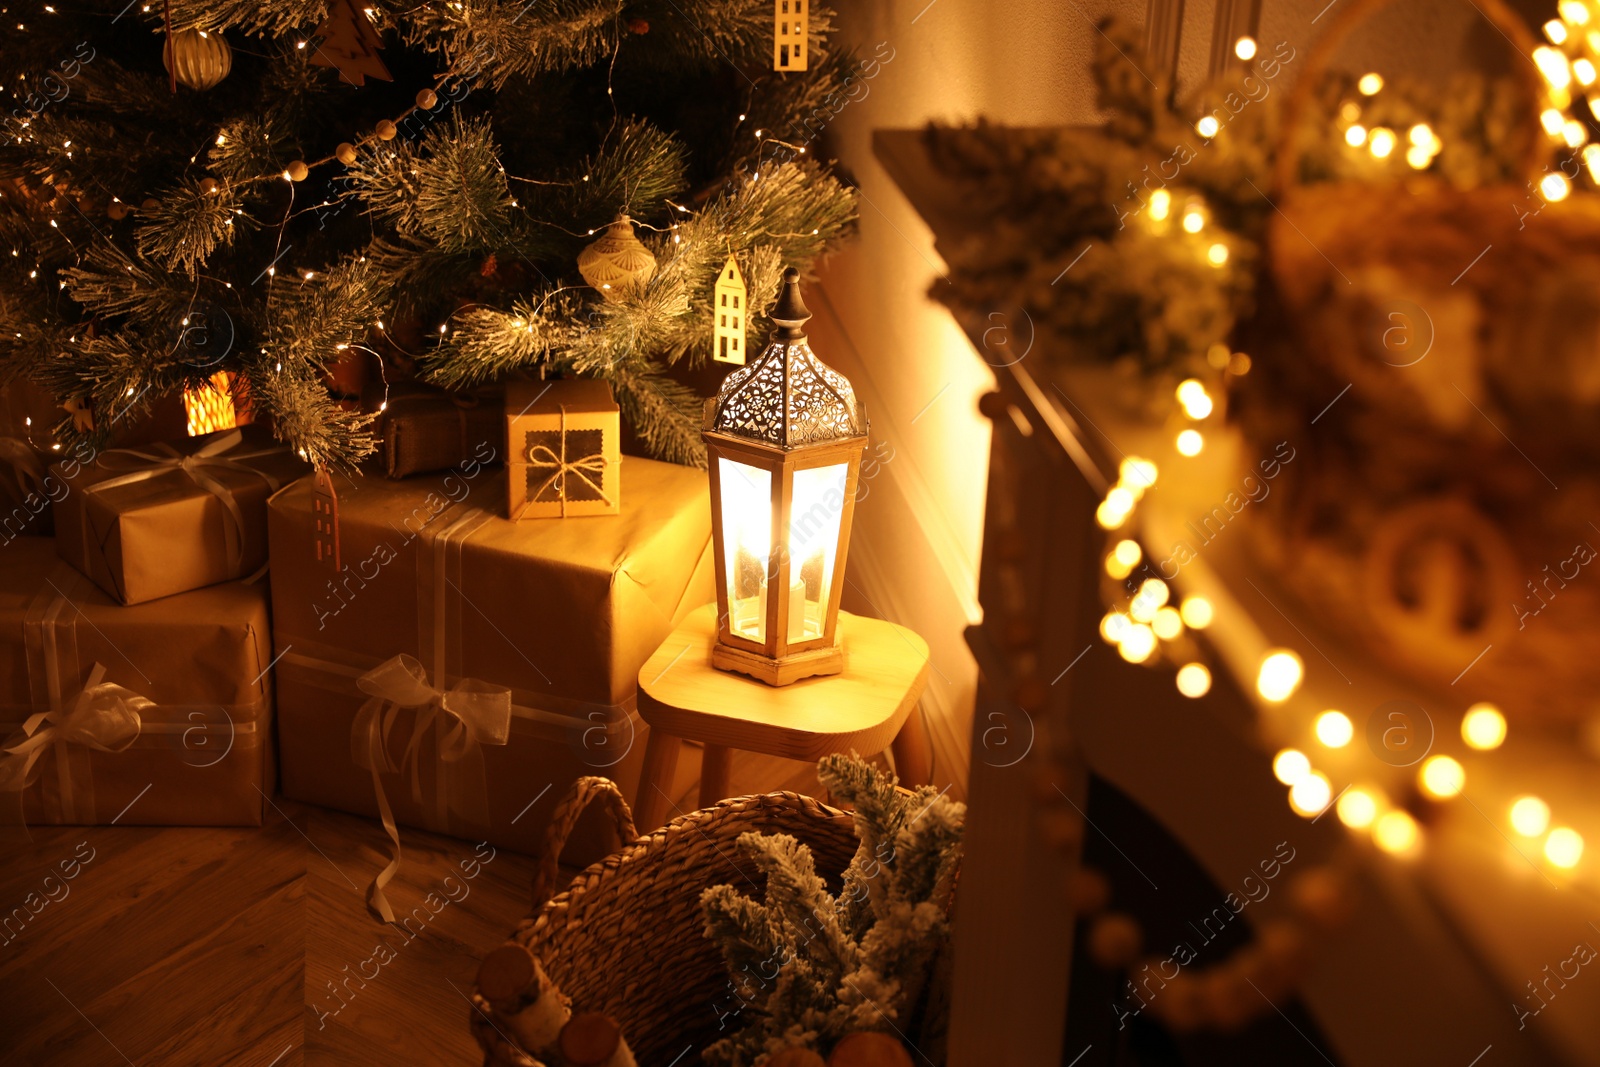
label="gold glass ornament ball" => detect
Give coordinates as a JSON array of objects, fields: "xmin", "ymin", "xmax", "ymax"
[
  {"xmin": 163, "ymin": 29, "xmax": 233, "ymax": 91},
  {"xmin": 577, "ymin": 214, "xmax": 657, "ymax": 300}
]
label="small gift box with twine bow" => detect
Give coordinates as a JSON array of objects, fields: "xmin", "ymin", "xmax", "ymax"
[
  {"xmin": 50, "ymin": 425, "xmax": 307, "ymax": 605},
  {"xmin": 506, "ymin": 379, "xmax": 621, "ymax": 520}
]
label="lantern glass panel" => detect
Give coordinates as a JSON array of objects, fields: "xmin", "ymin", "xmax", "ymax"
[
  {"xmin": 718, "ymin": 457, "xmax": 773, "ymax": 642},
  {"xmin": 786, "ymin": 463, "xmax": 848, "ymax": 643}
]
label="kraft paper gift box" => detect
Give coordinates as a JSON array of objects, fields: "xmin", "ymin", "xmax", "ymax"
[
  {"xmin": 0, "ymin": 538, "xmax": 273, "ymax": 827},
  {"xmin": 51, "ymin": 426, "xmax": 308, "ymax": 605},
  {"xmin": 266, "ymin": 455, "xmax": 713, "ymax": 909},
  {"xmin": 381, "ymin": 382, "xmax": 505, "ymax": 479},
  {"xmin": 505, "ymin": 378, "xmax": 621, "ymax": 519}
]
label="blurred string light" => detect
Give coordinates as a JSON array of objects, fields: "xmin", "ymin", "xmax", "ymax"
[
  {"xmin": 1374, "ymin": 810, "xmax": 1420, "ymax": 855},
  {"xmin": 1074, "ymin": 53, "xmax": 1600, "ymax": 869},
  {"xmin": 1290, "ymin": 771, "xmax": 1332, "ymax": 817},
  {"xmin": 1546, "ymin": 827, "xmax": 1584, "ymax": 868},
  {"xmin": 1461, "ymin": 703, "xmax": 1506, "ymax": 750},
  {"xmin": 1176, "ymin": 662, "xmax": 1211, "ymax": 697},
  {"xmin": 1148, "ymin": 188, "xmax": 1172, "ymax": 221},
  {"xmin": 1315, "ymin": 710, "xmax": 1354, "ymax": 748},
  {"xmin": 1273, "ymin": 748, "xmax": 1311, "ymax": 786},
  {"xmin": 1419, "ymin": 755, "xmax": 1466, "ymax": 799},
  {"xmin": 1337, "ymin": 788, "xmax": 1379, "ymax": 829},
  {"xmin": 1510, "ymin": 795, "xmax": 1551, "ymax": 836},
  {"xmin": 1257, "ymin": 650, "xmax": 1303, "ymax": 703}
]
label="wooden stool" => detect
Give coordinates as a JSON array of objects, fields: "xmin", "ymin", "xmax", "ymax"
[{"xmin": 633, "ymin": 603, "xmax": 932, "ymax": 831}]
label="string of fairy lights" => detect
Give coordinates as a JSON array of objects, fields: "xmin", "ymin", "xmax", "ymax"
[
  {"xmin": 3, "ymin": 2, "xmax": 819, "ymax": 456},
  {"xmin": 1093, "ymin": 13, "xmax": 1594, "ymax": 877}
]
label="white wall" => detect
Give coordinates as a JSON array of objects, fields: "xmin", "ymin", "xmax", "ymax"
[
  {"xmin": 807, "ymin": 0, "xmax": 1494, "ymax": 798},
  {"xmin": 807, "ymin": 0, "xmax": 1148, "ymax": 798}
]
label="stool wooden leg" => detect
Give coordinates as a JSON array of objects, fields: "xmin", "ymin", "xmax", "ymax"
[
  {"xmin": 635, "ymin": 727, "xmax": 683, "ymax": 832},
  {"xmin": 890, "ymin": 705, "xmax": 933, "ymax": 788},
  {"xmin": 698, "ymin": 744, "xmax": 733, "ymax": 809}
]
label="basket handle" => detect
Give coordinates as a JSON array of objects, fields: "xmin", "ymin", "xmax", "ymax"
[
  {"xmin": 1271, "ymin": 0, "xmax": 1547, "ymax": 197},
  {"xmin": 531, "ymin": 776, "xmax": 639, "ymax": 910}
]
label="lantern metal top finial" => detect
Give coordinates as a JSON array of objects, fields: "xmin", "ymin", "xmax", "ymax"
[
  {"xmin": 704, "ymin": 268, "xmax": 867, "ymax": 449},
  {"xmin": 771, "ymin": 266, "xmax": 811, "ymax": 339}
]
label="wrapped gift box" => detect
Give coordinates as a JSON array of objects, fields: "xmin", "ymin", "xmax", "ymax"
[
  {"xmin": 266, "ymin": 456, "xmax": 713, "ymax": 870},
  {"xmin": 0, "ymin": 538, "xmax": 272, "ymax": 827},
  {"xmin": 51, "ymin": 427, "xmax": 307, "ymax": 604},
  {"xmin": 381, "ymin": 382, "xmax": 504, "ymax": 479},
  {"xmin": 506, "ymin": 378, "xmax": 621, "ymax": 519}
]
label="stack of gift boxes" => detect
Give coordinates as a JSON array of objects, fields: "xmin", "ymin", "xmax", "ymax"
[{"xmin": 0, "ymin": 379, "xmax": 711, "ymax": 905}]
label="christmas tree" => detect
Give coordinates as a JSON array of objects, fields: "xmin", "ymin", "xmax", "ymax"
[{"xmin": 0, "ymin": 0, "xmax": 857, "ymax": 470}]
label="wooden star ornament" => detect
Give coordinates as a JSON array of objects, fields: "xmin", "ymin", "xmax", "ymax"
[{"xmin": 61, "ymin": 396, "xmax": 94, "ymax": 432}]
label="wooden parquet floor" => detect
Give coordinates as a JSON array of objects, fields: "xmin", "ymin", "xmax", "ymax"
[{"xmin": 0, "ymin": 746, "xmax": 821, "ymax": 1067}]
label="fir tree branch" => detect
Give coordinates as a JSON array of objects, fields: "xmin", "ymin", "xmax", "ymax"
[{"xmin": 135, "ymin": 179, "xmax": 247, "ymax": 275}]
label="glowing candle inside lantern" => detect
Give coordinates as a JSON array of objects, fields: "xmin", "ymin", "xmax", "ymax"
[
  {"xmin": 719, "ymin": 458, "xmax": 772, "ymax": 641},
  {"xmin": 787, "ymin": 464, "xmax": 847, "ymax": 642}
]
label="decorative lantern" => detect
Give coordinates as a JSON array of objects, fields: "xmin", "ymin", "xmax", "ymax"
[
  {"xmin": 703, "ymin": 267, "xmax": 867, "ymax": 685},
  {"xmin": 183, "ymin": 370, "xmax": 239, "ymax": 436}
]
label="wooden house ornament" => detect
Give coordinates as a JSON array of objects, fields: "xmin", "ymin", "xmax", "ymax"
[
  {"xmin": 773, "ymin": 0, "xmax": 808, "ymax": 71},
  {"xmin": 714, "ymin": 256, "xmax": 748, "ymax": 365},
  {"xmin": 312, "ymin": 467, "xmax": 341, "ymax": 572}
]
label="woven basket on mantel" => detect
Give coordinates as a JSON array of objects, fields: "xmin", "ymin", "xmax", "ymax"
[
  {"xmin": 1233, "ymin": 0, "xmax": 1600, "ymax": 721},
  {"xmin": 471, "ymin": 778, "xmax": 859, "ymax": 1066}
]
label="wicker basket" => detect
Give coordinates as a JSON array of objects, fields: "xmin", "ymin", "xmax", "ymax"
[
  {"xmin": 471, "ymin": 777, "xmax": 859, "ymax": 1066},
  {"xmin": 1231, "ymin": 0, "xmax": 1600, "ymax": 721}
]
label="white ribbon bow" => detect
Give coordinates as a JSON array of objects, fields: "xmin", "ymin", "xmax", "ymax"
[
  {"xmin": 349, "ymin": 654, "xmax": 512, "ymax": 923},
  {"xmin": 0, "ymin": 663, "xmax": 152, "ymax": 816}
]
